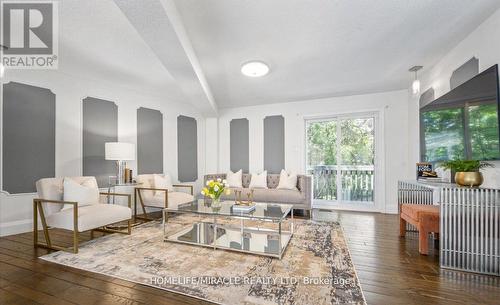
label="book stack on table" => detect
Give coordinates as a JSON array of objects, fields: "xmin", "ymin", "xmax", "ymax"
[{"xmin": 232, "ymin": 204, "xmax": 256, "ymax": 213}]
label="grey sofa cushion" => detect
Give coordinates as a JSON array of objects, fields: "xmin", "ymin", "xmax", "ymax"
[{"xmin": 253, "ymin": 188, "xmax": 304, "ymax": 204}]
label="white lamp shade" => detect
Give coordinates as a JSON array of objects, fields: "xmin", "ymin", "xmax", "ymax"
[{"xmin": 105, "ymin": 142, "xmax": 135, "ymax": 161}]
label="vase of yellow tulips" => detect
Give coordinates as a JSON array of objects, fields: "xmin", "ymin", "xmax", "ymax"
[{"xmin": 201, "ymin": 178, "xmax": 231, "ymax": 208}]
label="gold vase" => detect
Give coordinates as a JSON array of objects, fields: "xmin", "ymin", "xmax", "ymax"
[{"xmin": 454, "ymin": 172, "xmax": 483, "ymax": 187}]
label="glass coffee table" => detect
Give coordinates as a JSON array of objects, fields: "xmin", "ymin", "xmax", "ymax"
[{"xmin": 163, "ymin": 200, "xmax": 294, "ymax": 259}]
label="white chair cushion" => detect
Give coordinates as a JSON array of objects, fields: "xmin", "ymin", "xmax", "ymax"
[
  {"xmin": 136, "ymin": 174, "xmax": 155, "ymax": 201},
  {"xmin": 62, "ymin": 178, "xmax": 100, "ymax": 211},
  {"xmin": 249, "ymin": 171, "xmax": 268, "ymax": 189},
  {"xmin": 143, "ymin": 192, "xmax": 194, "ymax": 209},
  {"xmin": 46, "ymin": 204, "xmax": 131, "ymax": 232},
  {"xmin": 153, "ymin": 174, "xmax": 173, "ymax": 192},
  {"xmin": 226, "ymin": 169, "xmax": 243, "ymax": 188},
  {"xmin": 36, "ymin": 176, "xmax": 98, "ymax": 216},
  {"xmin": 276, "ymin": 169, "xmax": 298, "ymax": 190}
]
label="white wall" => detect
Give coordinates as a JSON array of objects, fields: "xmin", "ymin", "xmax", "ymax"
[
  {"xmin": 216, "ymin": 90, "xmax": 409, "ymax": 214},
  {"xmin": 204, "ymin": 117, "xmax": 219, "ymax": 173},
  {"xmin": 0, "ymin": 69, "xmax": 206, "ymax": 236},
  {"xmin": 410, "ymin": 7, "xmax": 500, "ymax": 188}
]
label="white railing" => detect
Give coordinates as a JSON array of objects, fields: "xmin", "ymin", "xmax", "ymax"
[{"xmin": 308, "ymin": 165, "xmax": 374, "ymax": 202}]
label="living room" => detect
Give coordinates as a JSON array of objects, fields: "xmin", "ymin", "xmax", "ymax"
[{"xmin": 0, "ymin": 1, "xmax": 499, "ymax": 304}]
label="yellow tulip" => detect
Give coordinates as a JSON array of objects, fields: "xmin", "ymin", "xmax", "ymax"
[{"xmin": 225, "ymin": 189, "xmax": 231, "ymax": 195}]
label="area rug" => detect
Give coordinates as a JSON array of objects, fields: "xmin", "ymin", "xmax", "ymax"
[{"xmin": 40, "ymin": 216, "xmax": 366, "ymax": 305}]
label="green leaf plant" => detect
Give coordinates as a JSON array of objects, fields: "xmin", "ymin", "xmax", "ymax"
[{"xmin": 438, "ymin": 160, "xmax": 493, "ymax": 172}]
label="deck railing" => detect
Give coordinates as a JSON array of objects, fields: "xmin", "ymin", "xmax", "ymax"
[{"xmin": 308, "ymin": 165, "xmax": 374, "ymax": 202}]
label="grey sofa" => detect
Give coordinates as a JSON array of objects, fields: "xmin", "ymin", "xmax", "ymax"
[{"xmin": 204, "ymin": 173, "xmax": 312, "ymax": 213}]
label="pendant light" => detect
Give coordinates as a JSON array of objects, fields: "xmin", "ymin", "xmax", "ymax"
[{"xmin": 409, "ymin": 66, "xmax": 423, "ymax": 95}]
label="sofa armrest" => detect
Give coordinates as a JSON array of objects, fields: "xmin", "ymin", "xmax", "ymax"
[{"xmin": 297, "ymin": 175, "xmax": 313, "ymax": 210}]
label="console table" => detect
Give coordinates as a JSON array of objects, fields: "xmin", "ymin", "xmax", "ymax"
[{"xmin": 398, "ymin": 180, "xmax": 499, "ymax": 276}]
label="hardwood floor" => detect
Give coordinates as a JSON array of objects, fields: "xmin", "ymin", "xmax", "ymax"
[{"xmin": 1, "ymin": 210, "xmax": 499, "ymax": 305}]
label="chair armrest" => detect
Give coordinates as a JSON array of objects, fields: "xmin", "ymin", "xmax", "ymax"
[
  {"xmin": 135, "ymin": 187, "xmax": 169, "ymax": 209},
  {"xmin": 135, "ymin": 187, "xmax": 168, "ymax": 192},
  {"xmin": 172, "ymin": 184, "xmax": 193, "ymax": 195},
  {"xmin": 100, "ymin": 192, "xmax": 132, "ymax": 208},
  {"xmin": 33, "ymin": 198, "xmax": 79, "ymax": 233},
  {"xmin": 33, "ymin": 199, "xmax": 80, "ymax": 252},
  {"xmin": 33, "ymin": 198, "xmax": 78, "ymax": 206}
]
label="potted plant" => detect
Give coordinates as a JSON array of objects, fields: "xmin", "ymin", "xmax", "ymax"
[{"xmin": 439, "ymin": 160, "xmax": 493, "ymax": 187}]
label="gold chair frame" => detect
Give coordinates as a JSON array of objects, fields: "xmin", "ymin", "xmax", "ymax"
[
  {"xmin": 134, "ymin": 185, "xmax": 193, "ymax": 221},
  {"xmin": 33, "ymin": 192, "xmax": 132, "ymax": 254}
]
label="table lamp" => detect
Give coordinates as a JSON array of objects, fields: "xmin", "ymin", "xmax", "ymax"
[{"xmin": 105, "ymin": 142, "xmax": 135, "ymax": 184}]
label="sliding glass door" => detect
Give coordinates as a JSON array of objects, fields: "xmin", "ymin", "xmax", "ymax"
[{"xmin": 306, "ymin": 113, "xmax": 377, "ymax": 209}]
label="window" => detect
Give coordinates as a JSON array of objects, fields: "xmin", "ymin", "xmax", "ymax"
[{"xmin": 306, "ymin": 114, "xmax": 376, "ymax": 205}]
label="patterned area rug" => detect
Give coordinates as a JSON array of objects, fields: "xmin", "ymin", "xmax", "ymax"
[{"xmin": 40, "ymin": 216, "xmax": 366, "ymax": 305}]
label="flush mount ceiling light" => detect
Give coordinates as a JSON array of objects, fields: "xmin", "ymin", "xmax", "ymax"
[
  {"xmin": 241, "ymin": 61, "xmax": 269, "ymax": 77},
  {"xmin": 409, "ymin": 65, "xmax": 423, "ymax": 95}
]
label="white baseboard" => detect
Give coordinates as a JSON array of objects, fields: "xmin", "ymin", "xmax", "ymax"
[
  {"xmin": 0, "ymin": 218, "xmax": 33, "ymax": 237},
  {"xmin": 313, "ymin": 202, "xmax": 398, "ymax": 214}
]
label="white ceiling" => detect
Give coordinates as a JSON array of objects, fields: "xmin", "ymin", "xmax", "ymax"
[
  {"xmin": 173, "ymin": 0, "xmax": 500, "ymax": 108},
  {"xmin": 58, "ymin": 0, "xmax": 186, "ymax": 103},
  {"xmin": 58, "ymin": 0, "xmax": 500, "ymax": 112}
]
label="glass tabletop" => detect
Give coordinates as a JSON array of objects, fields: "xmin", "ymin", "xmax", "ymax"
[{"xmin": 164, "ymin": 199, "xmax": 293, "ymax": 221}]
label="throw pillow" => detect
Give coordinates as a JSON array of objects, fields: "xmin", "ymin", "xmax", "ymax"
[
  {"xmin": 277, "ymin": 169, "xmax": 298, "ymax": 190},
  {"xmin": 226, "ymin": 170, "xmax": 243, "ymax": 188},
  {"xmin": 62, "ymin": 178, "xmax": 100, "ymax": 211},
  {"xmin": 249, "ymin": 170, "xmax": 268, "ymax": 189},
  {"xmin": 153, "ymin": 174, "xmax": 173, "ymax": 192}
]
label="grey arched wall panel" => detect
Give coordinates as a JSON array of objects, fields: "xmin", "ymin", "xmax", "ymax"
[
  {"xmin": 450, "ymin": 57, "xmax": 479, "ymax": 90},
  {"xmin": 177, "ymin": 115, "xmax": 198, "ymax": 182},
  {"xmin": 82, "ymin": 97, "xmax": 118, "ymax": 187},
  {"xmin": 2, "ymin": 82, "xmax": 55, "ymax": 193},
  {"xmin": 137, "ymin": 107, "xmax": 163, "ymax": 174},
  {"xmin": 419, "ymin": 88, "xmax": 435, "ymax": 108},
  {"xmin": 264, "ymin": 115, "xmax": 285, "ymax": 174},
  {"xmin": 230, "ymin": 118, "xmax": 249, "ymax": 173}
]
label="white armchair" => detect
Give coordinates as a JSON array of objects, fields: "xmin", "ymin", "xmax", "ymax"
[
  {"xmin": 34, "ymin": 176, "xmax": 132, "ymax": 253},
  {"xmin": 135, "ymin": 174, "xmax": 194, "ymax": 220}
]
